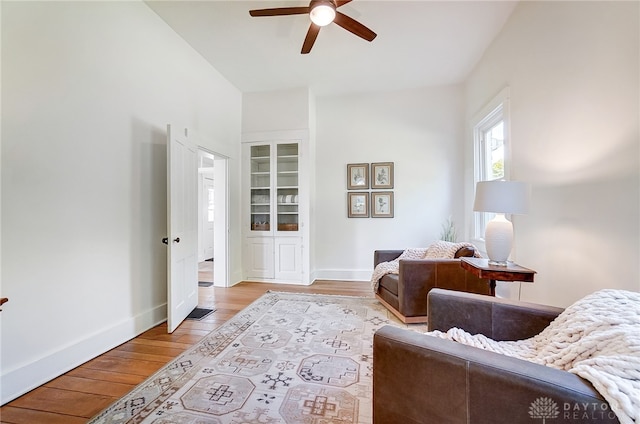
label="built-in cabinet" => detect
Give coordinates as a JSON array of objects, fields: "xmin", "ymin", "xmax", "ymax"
[{"xmin": 242, "ymin": 134, "xmax": 309, "ymax": 284}]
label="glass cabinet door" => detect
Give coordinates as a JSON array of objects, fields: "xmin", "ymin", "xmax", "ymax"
[
  {"xmin": 250, "ymin": 145, "xmax": 271, "ymax": 231},
  {"xmin": 276, "ymin": 143, "xmax": 298, "ymax": 232}
]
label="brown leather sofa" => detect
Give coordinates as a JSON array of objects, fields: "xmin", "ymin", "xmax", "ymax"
[
  {"xmin": 374, "ymin": 247, "xmax": 490, "ymax": 323},
  {"xmin": 373, "ymin": 289, "xmax": 619, "ymax": 424}
]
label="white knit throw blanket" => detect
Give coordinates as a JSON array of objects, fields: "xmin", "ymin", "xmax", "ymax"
[
  {"xmin": 428, "ymin": 289, "xmax": 640, "ymax": 424},
  {"xmin": 370, "ymin": 241, "xmax": 480, "ymax": 292}
]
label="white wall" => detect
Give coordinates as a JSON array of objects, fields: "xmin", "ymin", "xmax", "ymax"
[
  {"xmin": 1, "ymin": 1, "xmax": 241, "ymax": 403},
  {"xmin": 242, "ymin": 88, "xmax": 311, "ymax": 133},
  {"xmin": 464, "ymin": 1, "xmax": 639, "ymax": 306},
  {"xmin": 314, "ymin": 85, "xmax": 466, "ymax": 280}
]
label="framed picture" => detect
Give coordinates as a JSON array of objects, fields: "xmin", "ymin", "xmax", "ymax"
[
  {"xmin": 348, "ymin": 192, "xmax": 369, "ymax": 218},
  {"xmin": 347, "ymin": 163, "xmax": 369, "ymax": 190},
  {"xmin": 371, "ymin": 162, "xmax": 394, "ymax": 189},
  {"xmin": 371, "ymin": 191, "xmax": 394, "ymax": 218}
]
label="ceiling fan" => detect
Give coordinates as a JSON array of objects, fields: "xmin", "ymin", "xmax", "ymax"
[{"xmin": 249, "ymin": 0, "xmax": 377, "ymax": 54}]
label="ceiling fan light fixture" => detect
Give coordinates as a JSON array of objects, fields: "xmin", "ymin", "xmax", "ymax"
[
  {"xmin": 249, "ymin": 0, "xmax": 376, "ymax": 54},
  {"xmin": 309, "ymin": 2, "xmax": 336, "ymax": 26}
]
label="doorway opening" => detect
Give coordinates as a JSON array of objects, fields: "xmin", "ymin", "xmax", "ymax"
[{"xmin": 197, "ymin": 148, "xmax": 229, "ymax": 306}]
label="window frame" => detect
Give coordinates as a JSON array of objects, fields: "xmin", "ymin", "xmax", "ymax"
[{"xmin": 471, "ymin": 87, "xmax": 511, "ymax": 244}]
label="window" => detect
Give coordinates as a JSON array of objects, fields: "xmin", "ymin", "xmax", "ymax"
[
  {"xmin": 472, "ymin": 88, "xmax": 510, "ymax": 241},
  {"xmin": 479, "ymin": 120, "xmax": 505, "ymax": 181}
]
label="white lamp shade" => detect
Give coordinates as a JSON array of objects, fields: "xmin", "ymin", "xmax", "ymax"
[
  {"xmin": 310, "ymin": 3, "xmax": 336, "ymax": 26},
  {"xmin": 473, "ymin": 180, "xmax": 530, "ymax": 214}
]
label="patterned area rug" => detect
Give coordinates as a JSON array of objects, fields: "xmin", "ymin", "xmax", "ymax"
[{"xmin": 88, "ymin": 291, "xmax": 425, "ymax": 424}]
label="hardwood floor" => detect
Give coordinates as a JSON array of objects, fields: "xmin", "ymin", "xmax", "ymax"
[{"xmin": 0, "ymin": 280, "xmax": 373, "ymax": 423}]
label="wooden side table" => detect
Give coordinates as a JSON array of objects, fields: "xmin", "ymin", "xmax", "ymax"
[{"xmin": 460, "ymin": 257, "xmax": 536, "ymax": 296}]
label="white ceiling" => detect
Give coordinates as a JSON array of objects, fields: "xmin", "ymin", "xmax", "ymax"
[{"xmin": 146, "ymin": 1, "xmax": 518, "ymax": 96}]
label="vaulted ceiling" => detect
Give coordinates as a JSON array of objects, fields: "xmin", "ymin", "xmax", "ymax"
[{"xmin": 147, "ymin": 1, "xmax": 517, "ymax": 95}]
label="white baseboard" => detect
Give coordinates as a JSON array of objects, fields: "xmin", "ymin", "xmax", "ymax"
[
  {"xmin": 0, "ymin": 303, "xmax": 167, "ymax": 405},
  {"xmin": 230, "ymin": 270, "xmax": 369, "ymax": 286},
  {"xmin": 242, "ymin": 278, "xmax": 313, "ymax": 286},
  {"xmin": 312, "ymin": 268, "xmax": 371, "ymax": 282}
]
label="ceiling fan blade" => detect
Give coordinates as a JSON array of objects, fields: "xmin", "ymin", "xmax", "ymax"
[
  {"xmin": 301, "ymin": 24, "xmax": 321, "ymax": 54},
  {"xmin": 249, "ymin": 7, "xmax": 309, "ymax": 17},
  {"xmin": 335, "ymin": 0, "xmax": 353, "ymax": 7},
  {"xmin": 334, "ymin": 11, "xmax": 376, "ymax": 42}
]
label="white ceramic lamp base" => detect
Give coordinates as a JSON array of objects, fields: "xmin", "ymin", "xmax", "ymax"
[{"xmin": 484, "ymin": 214, "xmax": 513, "ymax": 266}]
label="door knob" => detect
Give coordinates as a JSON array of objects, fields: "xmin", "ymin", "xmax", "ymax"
[
  {"xmin": 162, "ymin": 237, "xmax": 168, "ymax": 245},
  {"xmin": 173, "ymin": 237, "xmax": 180, "ymax": 243}
]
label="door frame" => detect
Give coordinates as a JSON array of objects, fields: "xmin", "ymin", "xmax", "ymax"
[{"xmin": 198, "ymin": 146, "xmax": 230, "ymax": 288}]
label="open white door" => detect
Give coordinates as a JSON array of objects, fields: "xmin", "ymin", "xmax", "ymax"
[{"xmin": 166, "ymin": 124, "xmax": 198, "ymax": 333}]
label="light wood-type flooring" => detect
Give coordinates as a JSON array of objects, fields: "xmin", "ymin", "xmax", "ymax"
[{"xmin": 0, "ymin": 272, "xmax": 373, "ymax": 424}]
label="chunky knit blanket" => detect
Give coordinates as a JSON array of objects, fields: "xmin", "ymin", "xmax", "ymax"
[
  {"xmin": 370, "ymin": 241, "xmax": 480, "ymax": 292},
  {"xmin": 428, "ymin": 289, "xmax": 640, "ymax": 424}
]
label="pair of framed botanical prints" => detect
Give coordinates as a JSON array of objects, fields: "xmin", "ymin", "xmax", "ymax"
[
  {"xmin": 347, "ymin": 162, "xmax": 394, "ymax": 190},
  {"xmin": 346, "ymin": 162, "xmax": 394, "ymax": 218}
]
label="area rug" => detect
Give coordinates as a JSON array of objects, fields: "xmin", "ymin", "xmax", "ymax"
[{"xmin": 88, "ymin": 291, "xmax": 425, "ymax": 424}]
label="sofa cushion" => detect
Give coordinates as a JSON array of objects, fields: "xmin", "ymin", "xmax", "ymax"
[
  {"xmin": 379, "ymin": 274, "xmax": 399, "ymax": 296},
  {"xmin": 377, "ymin": 285, "xmax": 400, "ymax": 313},
  {"xmin": 454, "ymin": 245, "xmax": 477, "ymax": 258},
  {"xmin": 424, "ymin": 240, "xmax": 480, "ymax": 259}
]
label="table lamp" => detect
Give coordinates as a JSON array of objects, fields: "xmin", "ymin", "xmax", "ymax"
[{"xmin": 473, "ymin": 180, "xmax": 530, "ymax": 266}]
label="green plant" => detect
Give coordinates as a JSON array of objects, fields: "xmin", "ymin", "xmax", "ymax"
[
  {"xmin": 492, "ymin": 158, "xmax": 504, "ymax": 179},
  {"xmin": 440, "ymin": 216, "xmax": 457, "ymax": 242}
]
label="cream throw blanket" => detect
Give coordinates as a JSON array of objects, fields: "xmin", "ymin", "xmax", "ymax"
[
  {"xmin": 428, "ymin": 289, "xmax": 640, "ymax": 424},
  {"xmin": 370, "ymin": 241, "xmax": 480, "ymax": 292}
]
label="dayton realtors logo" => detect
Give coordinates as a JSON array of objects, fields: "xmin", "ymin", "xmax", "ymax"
[
  {"xmin": 529, "ymin": 397, "xmax": 617, "ymax": 422},
  {"xmin": 529, "ymin": 397, "xmax": 560, "ymax": 423}
]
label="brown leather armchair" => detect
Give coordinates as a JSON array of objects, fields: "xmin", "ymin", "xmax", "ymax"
[
  {"xmin": 374, "ymin": 248, "xmax": 490, "ymax": 323},
  {"xmin": 373, "ymin": 289, "xmax": 619, "ymax": 424}
]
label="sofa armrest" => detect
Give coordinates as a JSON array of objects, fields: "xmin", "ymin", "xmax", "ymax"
[
  {"xmin": 395, "ymin": 260, "xmax": 491, "ymax": 317},
  {"xmin": 427, "ymin": 288, "xmax": 564, "ymax": 341},
  {"xmin": 397, "ymin": 259, "xmax": 457, "ymax": 317},
  {"xmin": 373, "ymin": 325, "xmax": 617, "ymax": 424},
  {"xmin": 374, "ymin": 250, "xmax": 403, "ymax": 267}
]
